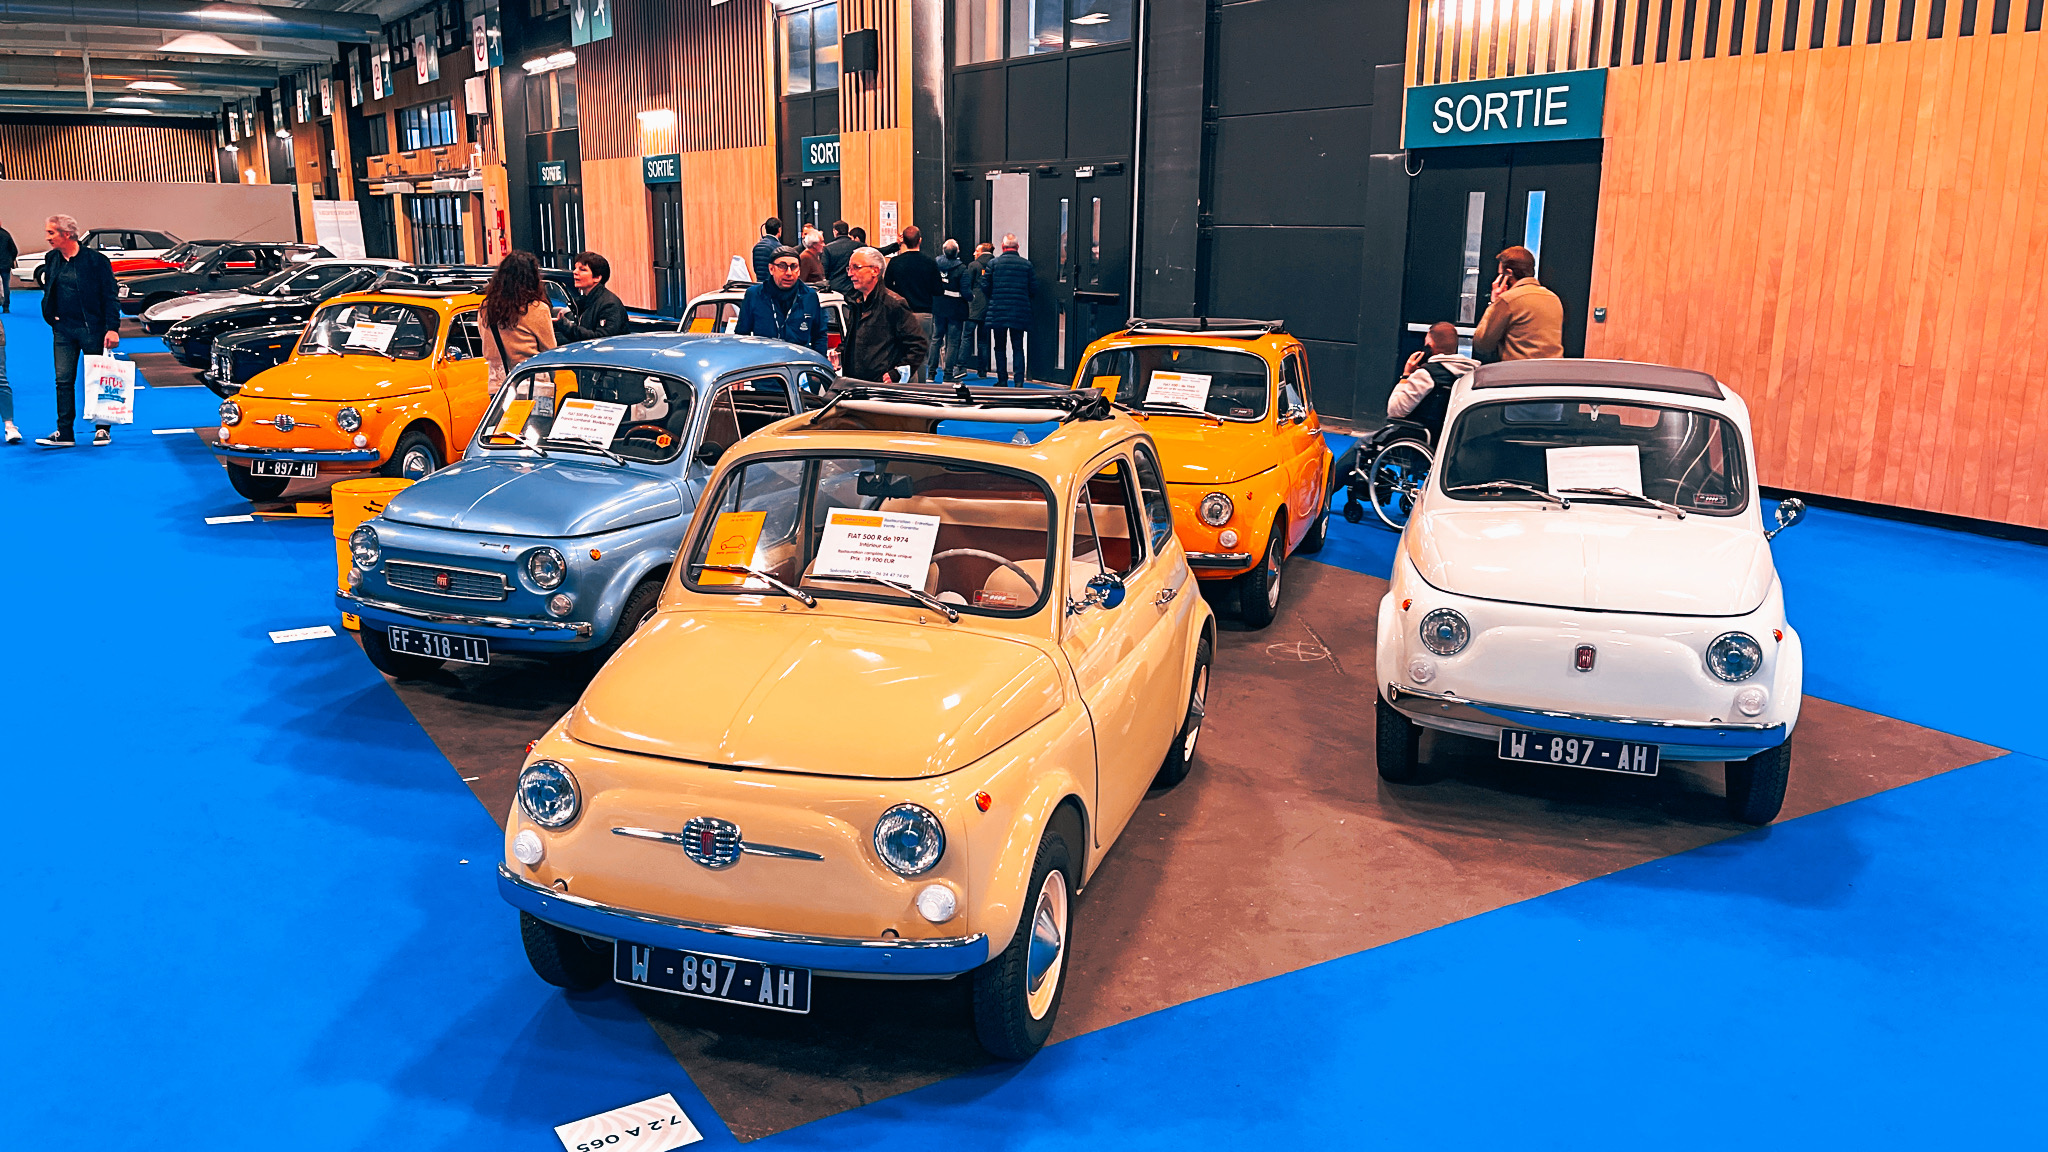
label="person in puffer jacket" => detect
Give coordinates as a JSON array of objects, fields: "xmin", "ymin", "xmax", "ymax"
[{"xmin": 982, "ymin": 235, "xmax": 1035, "ymax": 386}]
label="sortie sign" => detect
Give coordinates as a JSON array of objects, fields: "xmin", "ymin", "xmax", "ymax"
[
  {"xmin": 643, "ymin": 153, "xmax": 680, "ymax": 184},
  {"xmin": 1403, "ymin": 68, "xmax": 1607, "ymax": 149},
  {"xmin": 801, "ymin": 133, "xmax": 840, "ymax": 173},
  {"xmin": 536, "ymin": 160, "xmax": 568, "ymax": 186}
]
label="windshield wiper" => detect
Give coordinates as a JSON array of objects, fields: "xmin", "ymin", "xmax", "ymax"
[
  {"xmin": 301, "ymin": 343, "xmax": 340, "ymax": 357},
  {"xmin": 1446, "ymin": 480, "xmax": 1572, "ymax": 508},
  {"xmin": 543, "ymin": 440, "xmax": 626, "ymax": 465},
  {"xmin": 1132, "ymin": 400, "xmax": 1222, "ymax": 425},
  {"xmin": 810, "ymin": 573, "xmax": 959, "ymax": 622},
  {"xmin": 343, "ymin": 345, "xmax": 397, "ymax": 360},
  {"xmin": 694, "ymin": 564, "xmax": 816, "ymax": 607},
  {"xmin": 1559, "ymin": 487, "xmax": 1687, "ymax": 518}
]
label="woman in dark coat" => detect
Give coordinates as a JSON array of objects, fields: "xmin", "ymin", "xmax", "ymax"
[{"xmin": 982, "ymin": 235, "xmax": 1035, "ymax": 386}]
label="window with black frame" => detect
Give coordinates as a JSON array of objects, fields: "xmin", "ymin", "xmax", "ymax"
[
  {"xmin": 780, "ymin": 1, "xmax": 841, "ymax": 94},
  {"xmin": 956, "ymin": 0, "xmax": 1132, "ymax": 63},
  {"xmin": 400, "ymin": 98, "xmax": 458, "ymax": 150},
  {"xmin": 406, "ymin": 194, "xmax": 465, "ymax": 265}
]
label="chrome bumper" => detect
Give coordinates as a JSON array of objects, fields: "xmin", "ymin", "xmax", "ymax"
[
  {"xmin": 214, "ymin": 441, "xmax": 381, "ymax": 463},
  {"xmin": 498, "ymin": 865, "xmax": 990, "ymax": 977},
  {"xmin": 1386, "ymin": 684, "xmax": 1786, "ymax": 760},
  {"xmin": 1185, "ymin": 551, "xmax": 1253, "ymax": 569},
  {"xmin": 339, "ymin": 589, "xmax": 595, "ymax": 638}
]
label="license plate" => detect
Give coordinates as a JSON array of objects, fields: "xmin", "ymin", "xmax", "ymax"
[
  {"xmin": 1498, "ymin": 728, "xmax": 1660, "ymax": 776},
  {"xmin": 615, "ymin": 941, "xmax": 811, "ymax": 1014},
  {"xmin": 249, "ymin": 458, "xmax": 317, "ymax": 478},
  {"xmin": 385, "ymin": 625, "xmax": 489, "ymax": 665}
]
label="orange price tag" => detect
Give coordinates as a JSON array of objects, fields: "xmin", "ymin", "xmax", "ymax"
[
  {"xmin": 490, "ymin": 398, "xmax": 534, "ymax": 440},
  {"xmin": 699, "ymin": 510, "xmax": 767, "ymax": 586}
]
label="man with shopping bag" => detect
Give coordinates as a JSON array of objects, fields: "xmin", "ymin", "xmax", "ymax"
[{"xmin": 35, "ymin": 214, "xmax": 122, "ymax": 448}]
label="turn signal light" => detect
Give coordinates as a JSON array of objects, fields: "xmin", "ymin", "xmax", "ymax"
[
  {"xmin": 525, "ymin": 740, "xmax": 538, "ymax": 754},
  {"xmin": 1401, "ymin": 599, "xmax": 1412, "ymax": 610},
  {"xmin": 1773, "ymin": 628, "xmax": 1784, "ymax": 642},
  {"xmin": 974, "ymin": 791, "xmax": 992, "ymax": 812},
  {"xmin": 589, "ymin": 548, "xmax": 603, "ymax": 560}
]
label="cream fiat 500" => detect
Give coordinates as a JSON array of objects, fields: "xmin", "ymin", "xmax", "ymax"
[
  {"xmin": 1375, "ymin": 359, "xmax": 1806, "ymax": 825},
  {"xmin": 499, "ymin": 383, "xmax": 1214, "ymax": 1059}
]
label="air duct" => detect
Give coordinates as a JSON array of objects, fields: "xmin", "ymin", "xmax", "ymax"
[
  {"xmin": 0, "ymin": 1, "xmax": 380, "ymax": 42},
  {"xmin": 0, "ymin": 54, "xmax": 279, "ymax": 89},
  {"xmin": 0, "ymin": 85, "xmax": 225, "ymax": 114}
]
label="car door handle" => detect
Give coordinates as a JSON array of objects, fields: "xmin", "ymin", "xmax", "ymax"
[{"xmin": 1155, "ymin": 586, "xmax": 1178, "ymax": 605}]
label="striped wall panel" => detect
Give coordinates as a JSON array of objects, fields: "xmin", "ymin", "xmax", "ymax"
[
  {"xmin": 0, "ymin": 123, "xmax": 217, "ymax": 182},
  {"xmin": 840, "ymin": 0, "xmax": 903, "ymax": 133},
  {"xmin": 580, "ymin": 0, "xmax": 773, "ymax": 161},
  {"xmin": 1409, "ymin": 0, "xmax": 2043, "ymax": 84}
]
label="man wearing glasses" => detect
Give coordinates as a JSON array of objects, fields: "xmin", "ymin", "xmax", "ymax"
[{"xmin": 734, "ymin": 244, "xmax": 829, "ymax": 356}]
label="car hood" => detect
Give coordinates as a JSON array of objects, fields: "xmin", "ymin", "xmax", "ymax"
[
  {"xmin": 237, "ymin": 356, "xmax": 431, "ymax": 403},
  {"xmin": 379, "ymin": 456, "xmax": 687, "ymax": 537},
  {"xmin": 1142, "ymin": 421, "xmax": 1279, "ymax": 486},
  {"xmin": 149, "ymin": 290, "xmax": 270, "ymax": 322},
  {"xmin": 1407, "ymin": 503, "xmax": 1774, "ymax": 616},
  {"xmin": 569, "ymin": 610, "xmax": 1066, "ymax": 778}
]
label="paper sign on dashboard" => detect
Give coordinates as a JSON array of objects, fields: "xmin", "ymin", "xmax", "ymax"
[
  {"xmin": 814, "ymin": 508, "xmax": 941, "ymax": 586},
  {"xmin": 1545, "ymin": 445, "xmax": 1645, "ymax": 496},
  {"xmin": 1146, "ymin": 371, "xmax": 1212, "ymax": 410},
  {"xmin": 549, "ymin": 398, "xmax": 628, "ymax": 447},
  {"xmin": 345, "ymin": 321, "xmax": 397, "ymax": 352},
  {"xmin": 700, "ymin": 510, "xmax": 767, "ymax": 586},
  {"xmin": 490, "ymin": 398, "xmax": 535, "ymax": 440}
]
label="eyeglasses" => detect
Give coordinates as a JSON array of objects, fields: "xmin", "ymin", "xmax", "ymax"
[{"xmin": 770, "ymin": 260, "xmax": 800, "ymax": 270}]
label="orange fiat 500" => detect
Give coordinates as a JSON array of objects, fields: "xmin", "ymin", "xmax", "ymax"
[
  {"xmin": 210, "ymin": 286, "xmax": 490, "ymax": 501},
  {"xmin": 1073, "ymin": 318, "xmax": 1334, "ymax": 627}
]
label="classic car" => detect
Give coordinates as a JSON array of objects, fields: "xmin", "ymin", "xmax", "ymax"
[
  {"xmin": 1072, "ymin": 318, "xmax": 1333, "ymax": 627},
  {"xmin": 337, "ymin": 334, "xmax": 832, "ymax": 678},
  {"xmin": 117, "ymin": 242, "xmax": 330, "ymax": 314},
  {"xmin": 1374, "ymin": 359, "xmax": 1806, "ymax": 825},
  {"xmin": 145, "ymin": 258, "xmax": 402, "ymax": 340},
  {"xmin": 205, "ymin": 323, "xmax": 301, "ymax": 397},
  {"xmin": 679, "ymin": 281, "xmax": 849, "ymax": 371},
  {"xmin": 13, "ymin": 228, "xmax": 179, "ymax": 285},
  {"xmin": 497, "ymin": 382, "xmax": 1216, "ymax": 1060},
  {"xmin": 210, "ymin": 285, "xmax": 487, "ymax": 500}
]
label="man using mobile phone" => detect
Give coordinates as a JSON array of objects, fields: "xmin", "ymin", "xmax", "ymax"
[{"xmin": 1472, "ymin": 245, "xmax": 1563, "ymax": 361}]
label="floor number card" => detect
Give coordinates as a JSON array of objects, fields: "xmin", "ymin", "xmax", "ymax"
[{"xmin": 553, "ymin": 1093, "xmax": 702, "ymax": 1152}]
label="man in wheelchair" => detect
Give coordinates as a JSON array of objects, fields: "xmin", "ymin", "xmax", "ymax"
[{"xmin": 1337, "ymin": 322, "xmax": 1480, "ymax": 516}]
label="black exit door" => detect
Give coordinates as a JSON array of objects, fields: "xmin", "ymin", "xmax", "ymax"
[
  {"xmin": 534, "ymin": 185, "xmax": 585, "ymax": 272},
  {"xmin": 1401, "ymin": 139, "xmax": 1602, "ymax": 362},
  {"xmin": 649, "ymin": 182, "xmax": 686, "ymax": 317},
  {"xmin": 786, "ymin": 176, "xmax": 841, "ymax": 240}
]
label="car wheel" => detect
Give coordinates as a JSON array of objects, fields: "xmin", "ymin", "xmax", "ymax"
[
  {"xmin": 1375, "ymin": 694, "xmax": 1424, "ymax": 783},
  {"xmin": 972, "ymin": 807, "xmax": 1080, "ymax": 1061},
  {"xmin": 225, "ymin": 462, "xmax": 290, "ymax": 502},
  {"xmin": 1725, "ymin": 742, "xmax": 1791, "ymax": 825},
  {"xmin": 581, "ymin": 579, "xmax": 663, "ymax": 672},
  {"xmin": 520, "ymin": 912, "xmax": 611, "ymax": 991},
  {"xmin": 382, "ymin": 428, "xmax": 441, "ymax": 481},
  {"xmin": 1153, "ymin": 637, "xmax": 1212, "ymax": 789},
  {"xmin": 1235, "ymin": 520, "xmax": 1285, "ymax": 629},
  {"xmin": 359, "ymin": 626, "xmax": 444, "ymax": 681}
]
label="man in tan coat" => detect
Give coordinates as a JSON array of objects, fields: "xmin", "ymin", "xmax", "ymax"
[{"xmin": 1472, "ymin": 245, "xmax": 1563, "ymax": 361}]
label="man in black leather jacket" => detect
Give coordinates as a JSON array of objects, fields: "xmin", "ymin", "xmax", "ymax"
[
  {"xmin": 36, "ymin": 214, "xmax": 121, "ymax": 447},
  {"xmin": 553, "ymin": 251, "xmax": 628, "ymax": 344}
]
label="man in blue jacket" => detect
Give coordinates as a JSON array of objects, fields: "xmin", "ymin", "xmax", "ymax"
[
  {"xmin": 983, "ymin": 234, "xmax": 1035, "ymax": 386},
  {"xmin": 36, "ymin": 214, "xmax": 121, "ymax": 448},
  {"xmin": 735, "ymin": 245, "xmax": 829, "ymax": 356},
  {"xmin": 750, "ymin": 217, "xmax": 783, "ymax": 283}
]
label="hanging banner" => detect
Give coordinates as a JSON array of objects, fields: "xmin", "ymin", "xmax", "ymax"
[
  {"xmin": 319, "ymin": 74, "xmax": 333, "ymax": 116},
  {"xmin": 379, "ymin": 41, "xmax": 395, "ymax": 99},
  {"xmin": 472, "ymin": 9, "xmax": 503, "ymax": 70},
  {"xmin": 348, "ymin": 53, "xmax": 363, "ymax": 107},
  {"xmin": 414, "ymin": 30, "xmax": 440, "ymax": 84},
  {"xmin": 571, "ymin": 0, "xmax": 613, "ymax": 46},
  {"xmin": 242, "ymin": 97, "xmax": 257, "ymax": 138},
  {"xmin": 295, "ymin": 73, "xmax": 311, "ymax": 123},
  {"xmin": 369, "ymin": 37, "xmax": 387, "ymax": 99}
]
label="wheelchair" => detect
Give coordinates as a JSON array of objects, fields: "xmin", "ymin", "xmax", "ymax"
[{"xmin": 1339, "ymin": 419, "xmax": 1434, "ymax": 532}]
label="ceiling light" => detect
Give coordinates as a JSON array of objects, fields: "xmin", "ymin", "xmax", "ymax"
[
  {"xmin": 127, "ymin": 80, "xmax": 186, "ymax": 92},
  {"xmin": 1070, "ymin": 11, "xmax": 1111, "ymax": 23},
  {"xmin": 546, "ymin": 50, "xmax": 576, "ymax": 69},
  {"xmin": 158, "ymin": 32, "xmax": 249, "ymax": 56},
  {"xmin": 107, "ymin": 107, "xmax": 154, "ymax": 115},
  {"xmin": 636, "ymin": 108, "xmax": 675, "ymax": 124}
]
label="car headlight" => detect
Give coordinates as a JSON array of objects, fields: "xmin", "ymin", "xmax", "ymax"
[
  {"xmin": 517, "ymin": 760, "xmax": 580, "ymax": 829},
  {"xmin": 873, "ymin": 804, "xmax": 945, "ymax": 876},
  {"xmin": 1705, "ymin": 632, "xmax": 1763, "ymax": 682},
  {"xmin": 526, "ymin": 546, "xmax": 567, "ymax": 590},
  {"xmin": 1418, "ymin": 608, "xmax": 1471, "ymax": 656},
  {"xmin": 1198, "ymin": 492, "xmax": 1234, "ymax": 526},
  {"xmin": 349, "ymin": 524, "xmax": 380, "ymax": 569},
  {"xmin": 336, "ymin": 406, "xmax": 362, "ymax": 433},
  {"xmin": 219, "ymin": 399, "xmax": 242, "ymax": 426}
]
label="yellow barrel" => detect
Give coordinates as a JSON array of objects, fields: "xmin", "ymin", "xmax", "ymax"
[{"xmin": 330, "ymin": 477, "xmax": 413, "ymax": 630}]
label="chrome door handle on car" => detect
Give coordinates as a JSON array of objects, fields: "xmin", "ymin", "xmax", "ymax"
[{"xmin": 1155, "ymin": 586, "xmax": 1179, "ymax": 605}]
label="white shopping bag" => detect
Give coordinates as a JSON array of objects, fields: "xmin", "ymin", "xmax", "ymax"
[{"xmin": 81, "ymin": 354, "xmax": 136, "ymax": 425}]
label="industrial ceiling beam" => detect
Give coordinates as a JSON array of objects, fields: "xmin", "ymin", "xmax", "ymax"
[
  {"xmin": 0, "ymin": 85, "xmax": 225, "ymax": 113},
  {"xmin": 0, "ymin": 2, "xmax": 379, "ymax": 43},
  {"xmin": 0, "ymin": 52, "xmax": 278, "ymax": 87}
]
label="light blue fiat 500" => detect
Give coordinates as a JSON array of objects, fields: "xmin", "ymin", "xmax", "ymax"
[{"xmin": 339, "ymin": 334, "xmax": 832, "ymax": 678}]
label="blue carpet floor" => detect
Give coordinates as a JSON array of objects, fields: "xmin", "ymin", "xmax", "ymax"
[{"xmin": 2, "ymin": 291, "xmax": 2039, "ymax": 1148}]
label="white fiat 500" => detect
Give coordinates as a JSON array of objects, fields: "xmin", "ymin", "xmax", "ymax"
[{"xmin": 1375, "ymin": 359, "xmax": 1806, "ymax": 824}]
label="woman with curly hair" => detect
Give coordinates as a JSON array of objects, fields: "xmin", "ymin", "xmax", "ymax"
[{"xmin": 480, "ymin": 251, "xmax": 557, "ymax": 386}]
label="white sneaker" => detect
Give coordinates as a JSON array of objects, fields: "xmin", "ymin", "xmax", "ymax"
[{"xmin": 3, "ymin": 423, "xmax": 20, "ymax": 445}]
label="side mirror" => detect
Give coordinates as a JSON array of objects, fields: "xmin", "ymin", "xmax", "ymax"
[
  {"xmin": 1766, "ymin": 497, "xmax": 1806, "ymax": 541},
  {"xmin": 695, "ymin": 441, "xmax": 724, "ymax": 466},
  {"xmin": 1085, "ymin": 571, "xmax": 1126, "ymax": 610},
  {"xmin": 444, "ymin": 345, "xmax": 469, "ymax": 361},
  {"xmin": 1287, "ymin": 406, "xmax": 1308, "ymax": 424}
]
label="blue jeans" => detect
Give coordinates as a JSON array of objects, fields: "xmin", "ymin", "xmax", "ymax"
[
  {"xmin": 929, "ymin": 315, "xmax": 969, "ymax": 381},
  {"xmin": 54, "ymin": 326, "xmax": 107, "ymax": 437},
  {"xmin": 0, "ymin": 318, "xmax": 11, "ymax": 423}
]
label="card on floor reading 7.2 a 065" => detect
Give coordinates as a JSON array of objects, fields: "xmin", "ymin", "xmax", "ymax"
[{"xmin": 553, "ymin": 1093, "xmax": 702, "ymax": 1152}]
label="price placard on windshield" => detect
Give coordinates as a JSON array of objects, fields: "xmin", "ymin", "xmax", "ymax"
[{"xmin": 814, "ymin": 509, "xmax": 941, "ymax": 586}]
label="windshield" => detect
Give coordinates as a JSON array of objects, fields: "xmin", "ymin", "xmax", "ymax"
[
  {"xmin": 171, "ymin": 243, "xmax": 222, "ymax": 270},
  {"xmin": 1080, "ymin": 344, "xmax": 1270, "ymax": 420},
  {"xmin": 684, "ymin": 454, "xmax": 1055, "ymax": 615},
  {"xmin": 302, "ymin": 301, "xmax": 438, "ymax": 360},
  {"xmin": 243, "ymin": 267, "xmax": 302, "ymax": 295},
  {"xmin": 479, "ymin": 366, "xmax": 698, "ymax": 463},
  {"xmin": 1440, "ymin": 400, "xmax": 1750, "ymax": 515}
]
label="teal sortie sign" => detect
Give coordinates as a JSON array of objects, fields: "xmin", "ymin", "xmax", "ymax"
[
  {"xmin": 536, "ymin": 160, "xmax": 568, "ymax": 186},
  {"xmin": 1403, "ymin": 68, "xmax": 1608, "ymax": 149},
  {"xmin": 801, "ymin": 133, "xmax": 841, "ymax": 173},
  {"xmin": 643, "ymin": 153, "xmax": 680, "ymax": 184}
]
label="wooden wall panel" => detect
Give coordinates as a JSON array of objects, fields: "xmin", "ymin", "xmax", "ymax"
[
  {"xmin": 0, "ymin": 123, "xmax": 216, "ymax": 182},
  {"xmin": 835, "ymin": 126, "xmax": 915, "ymax": 240},
  {"xmin": 678, "ymin": 145, "xmax": 777, "ymax": 298},
  {"xmin": 1586, "ymin": 34, "xmax": 2048, "ymax": 528},
  {"xmin": 839, "ymin": 0, "xmax": 906, "ymax": 132},
  {"xmin": 583, "ymin": 157, "xmax": 655, "ymax": 309},
  {"xmin": 580, "ymin": 0, "xmax": 773, "ymax": 161}
]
